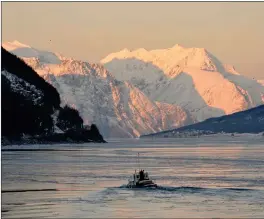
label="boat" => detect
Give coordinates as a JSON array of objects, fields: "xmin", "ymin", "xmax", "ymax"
[
  {"xmin": 126, "ymin": 169, "xmax": 157, "ymax": 188},
  {"xmin": 126, "ymin": 153, "xmax": 157, "ymax": 188}
]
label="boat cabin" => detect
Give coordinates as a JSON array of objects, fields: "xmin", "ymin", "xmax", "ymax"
[{"xmin": 133, "ymin": 169, "xmax": 149, "ymax": 181}]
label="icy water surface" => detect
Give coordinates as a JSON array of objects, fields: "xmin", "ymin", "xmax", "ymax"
[{"xmin": 2, "ymin": 137, "xmax": 264, "ymax": 218}]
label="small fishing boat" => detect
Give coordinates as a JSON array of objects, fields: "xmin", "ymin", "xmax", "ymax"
[{"xmin": 126, "ymin": 153, "xmax": 157, "ymax": 188}]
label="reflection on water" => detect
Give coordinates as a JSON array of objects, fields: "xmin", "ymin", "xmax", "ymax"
[{"xmin": 2, "ymin": 137, "xmax": 264, "ymax": 218}]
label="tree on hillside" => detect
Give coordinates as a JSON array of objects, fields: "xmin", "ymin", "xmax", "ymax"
[
  {"xmin": 89, "ymin": 124, "xmax": 105, "ymax": 142},
  {"xmin": 56, "ymin": 105, "xmax": 84, "ymax": 132}
]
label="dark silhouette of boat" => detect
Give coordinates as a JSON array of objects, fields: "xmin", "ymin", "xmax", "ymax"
[{"xmin": 126, "ymin": 153, "xmax": 157, "ymax": 188}]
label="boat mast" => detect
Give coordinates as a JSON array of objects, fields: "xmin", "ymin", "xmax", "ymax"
[{"xmin": 138, "ymin": 152, "xmax": 140, "ymax": 171}]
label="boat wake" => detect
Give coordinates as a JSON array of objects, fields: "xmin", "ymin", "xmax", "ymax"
[{"xmin": 117, "ymin": 185, "xmax": 255, "ymax": 193}]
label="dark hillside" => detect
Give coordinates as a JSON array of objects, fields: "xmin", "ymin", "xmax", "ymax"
[{"xmin": 1, "ymin": 47, "xmax": 106, "ymax": 144}]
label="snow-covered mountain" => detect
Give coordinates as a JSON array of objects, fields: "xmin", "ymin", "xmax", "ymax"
[
  {"xmin": 3, "ymin": 41, "xmax": 193, "ymax": 138},
  {"xmin": 3, "ymin": 40, "xmax": 62, "ymax": 64},
  {"xmin": 41, "ymin": 62, "xmax": 194, "ymax": 138},
  {"xmin": 4, "ymin": 41, "xmax": 263, "ymax": 137},
  {"xmin": 101, "ymin": 44, "xmax": 264, "ymax": 122}
]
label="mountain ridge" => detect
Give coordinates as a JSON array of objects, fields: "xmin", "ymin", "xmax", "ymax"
[
  {"xmin": 101, "ymin": 44, "xmax": 264, "ymax": 122},
  {"xmin": 3, "ymin": 40, "xmax": 264, "ymax": 137}
]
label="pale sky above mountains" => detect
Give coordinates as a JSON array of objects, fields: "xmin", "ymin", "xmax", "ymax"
[{"xmin": 2, "ymin": 2, "xmax": 264, "ymax": 79}]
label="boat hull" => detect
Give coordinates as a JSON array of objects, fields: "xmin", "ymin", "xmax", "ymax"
[{"xmin": 126, "ymin": 181, "xmax": 157, "ymax": 189}]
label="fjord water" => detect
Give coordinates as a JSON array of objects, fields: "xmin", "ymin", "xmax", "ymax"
[{"xmin": 2, "ymin": 137, "xmax": 264, "ymax": 218}]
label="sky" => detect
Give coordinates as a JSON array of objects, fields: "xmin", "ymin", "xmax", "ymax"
[{"xmin": 2, "ymin": 2, "xmax": 264, "ymax": 79}]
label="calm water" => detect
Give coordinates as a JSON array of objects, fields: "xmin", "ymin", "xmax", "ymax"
[{"xmin": 2, "ymin": 137, "xmax": 264, "ymax": 218}]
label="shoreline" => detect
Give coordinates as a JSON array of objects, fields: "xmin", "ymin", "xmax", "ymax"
[{"xmin": 1, "ymin": 135, "xmax": 107, "ymax": 146}]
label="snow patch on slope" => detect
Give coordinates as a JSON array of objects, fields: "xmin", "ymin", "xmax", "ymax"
[
  {"xmin": 2, "ymin": 70, "xmax": 44, "ymax": 106},
  {"xmin": 51, "ymin": 110, "xmax": 64, "ymax": 134}
]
